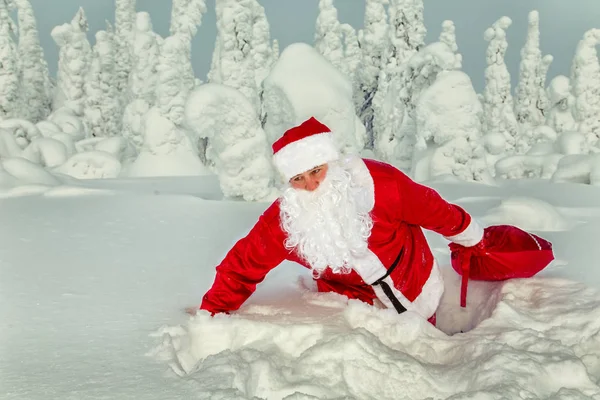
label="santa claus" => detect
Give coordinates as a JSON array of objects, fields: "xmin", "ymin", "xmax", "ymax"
[{"xmin": 195, "ymin": 117, "xmax": 484, "ymax": 324}]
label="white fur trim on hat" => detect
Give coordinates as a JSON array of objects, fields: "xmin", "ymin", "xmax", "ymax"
[{"xmin": 273, "ymin": 132, "xmax": 340, "ymax": 181}]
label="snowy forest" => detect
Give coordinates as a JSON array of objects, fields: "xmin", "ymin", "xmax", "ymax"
[{"xmin": 0, "ymin": 0, "xmax": 599, "ymax": 201}]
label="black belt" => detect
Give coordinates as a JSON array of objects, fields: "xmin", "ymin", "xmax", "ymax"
[{"xmin": 372, "ymin": 248, "xmax": 407, "ymax": 314}]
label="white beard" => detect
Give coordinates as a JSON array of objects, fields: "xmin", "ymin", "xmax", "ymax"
[{"xmin": 279, "ymin": 161, "xmax": 373, "ymax": 276}]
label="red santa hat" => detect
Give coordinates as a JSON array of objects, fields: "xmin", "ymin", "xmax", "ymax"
[{"xmin": 272, "ymin": 117, "xmax": 340, "ymax": 181}]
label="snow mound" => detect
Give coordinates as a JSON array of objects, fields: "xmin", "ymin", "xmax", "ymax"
[
  {"xmin": 153, "ymin": 277, "xmax": 600, "ymax": 399},
  {"xmin": 552, "ymin": 154, "xmax": 600, "ymax": 185},
  {"xmin": 482, "ymin": 196, "xmax": 574, "ymax": 231},
  {"xmin": 2, "ymin": 157, "xmax": 61, "ymax": 186},
  {"xmin": 262, "ymin": 42, "xmax": 365, "ymax": 152},
  {"xmin": 54, "ymin": 151, "xmax": 122, "ymax": 179},
  {"xmin": 125, "ymin": 108, "xmax": 210, "ymax": 178}
]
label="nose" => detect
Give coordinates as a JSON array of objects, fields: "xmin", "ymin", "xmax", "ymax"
[{"xmin": 305, "ymin": 177, "xmax": 320, "ymax": 191}]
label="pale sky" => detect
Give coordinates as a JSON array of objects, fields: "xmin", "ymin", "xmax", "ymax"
[{"xmin": 29, "ymin": 0, "xmax": 600, "ymax": 92}]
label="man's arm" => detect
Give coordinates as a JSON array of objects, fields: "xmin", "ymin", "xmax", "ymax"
[
  {"xmin": 200, "ymin": 204, "xmax": 288, "ymax": 314},
  {"xmin": 394, "ymin": 169, "xmax": 483, "ymax": 246}
]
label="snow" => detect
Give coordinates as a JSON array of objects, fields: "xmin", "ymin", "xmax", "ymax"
[
  {"xmin": 262, "ymin": 42, "xmax": 364, "ymax": 153},
  {"xmin": 124, "ymin": 107, "xmax": 210, "ymax": 178},
  {"xmin": 3, "ymin": 176, "xmax": 600, "ymax": 398},
  {"xmin": 184, "ymin": 83, "xmax": 277, "ymax": 201}
]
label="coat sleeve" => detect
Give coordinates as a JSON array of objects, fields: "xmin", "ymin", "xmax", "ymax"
[
  {"xmin": 200, "ymin": 203, "xmax": 288, "ymax": 314},
  {"xmin": 394, "ymin": 169, "xmax": 483, "ymax": 247}
]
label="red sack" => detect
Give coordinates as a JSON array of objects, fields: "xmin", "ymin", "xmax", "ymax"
[{"xmin": 449, "ymin": 225, "xmax": 554, "ymax": 307}]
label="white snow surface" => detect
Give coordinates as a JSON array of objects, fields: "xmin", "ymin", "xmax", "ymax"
[{"xmin": 2, "ymin": 176, "xmax": 600, "ymax": 399}]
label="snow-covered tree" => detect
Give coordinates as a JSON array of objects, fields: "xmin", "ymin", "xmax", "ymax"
[
  {"xmin": 128, "ymin": 35, "xmax": 207, "ymax": 178},
  {"xmin": 374, "ymin": 42, "xmax": 460, "ymax": 169},
  {"xmin": 439, "ymin": 20, "xmax": 462, "ymax": 69},
  {"xmin": 387, "ymin": 0, "xmax": 426, "ymax": 64},
  {"xmin": 314, "ymin": 0, "xmax": 344, "ymax": 71},
  {"xmin": 0, "ymin": 0, "xmax": 20, "ymax": 119},
  {"xmin": 353, "ymin": 0, "xmax": 388, "ymax": 148},
  {"xmin": 546, "ymin": 75, "xmax": 576, "ymax": 133},
  {"xmin": 570, "ymin": 28, "xmax": 600, "ymax": 145},
  {"xmin": 185, "ymin": 83, "xmax": 277, "ymax": 201},
  {"xmin": 246, "ymin": 0, "xmax": 273, "ymax": 89},
  {"xmin": 84, "ymin": 30, "xmax": 121, "ymax": 137},
  {"xmin": 371, "ymin": 0, "xmax": 426, "ymax": 162},
  {"xmin": 481, "ymin": 17, "xmax": 519, "ymax": 153},
  {"xmin": 15, "ymin": 0, "xmax": 51, "ymax": 122},
  {"xmin": 156, "ymin": 35, "xmax": 193, "ymax": 127},
  {"xmin": 127, "ymin": 12, "xmax": 159, "ymax": 105},
  {"xmin": 114, "ymin": 0, "xmax": 136, "ymax": 95},
  {"xmin": 51, "ymin": 8, "xmax": 92, "ymax": 116},
  {"xmin": 209, "ymin": 0, "xmax": 269, "ymax": 112},
  {"xmin": 341, "ymin": 23, "xmax": 360, "ymax": 82},
  {"xmin": 514, "ymin": 11, "xmax": 553, "ymax": 133},
  {"xmin": 122, "ymin": 12, "xmax": 160, "ymax": 149},
  {"xmin": 413, "ymin": 70, "xmax": 489, "ymax": 183},
  {"xmin": 170, "ymin": 0, "xmax": 207, "ymax": 88}
]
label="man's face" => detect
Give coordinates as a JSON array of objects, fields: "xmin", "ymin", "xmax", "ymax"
[{"xmin": 289, "ymin": 164, "xmax": 329, "ymax": 191}]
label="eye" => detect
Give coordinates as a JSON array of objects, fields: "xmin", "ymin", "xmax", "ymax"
[
  {"xmin": 310, "ymin": 168, "xmax": 321, "ymax": 175},
  {"xmin": 292, "ymin": 175, "xmax": 303, "ymax": 182}
]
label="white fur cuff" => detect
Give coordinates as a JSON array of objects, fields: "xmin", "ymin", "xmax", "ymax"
[
  {"xmin": 445, "ymin": 218, "xmax": 484, "ymax": 247},
  {"xmin": 273, "ymin": 132, "xmax": 339, "ymax": 181}
]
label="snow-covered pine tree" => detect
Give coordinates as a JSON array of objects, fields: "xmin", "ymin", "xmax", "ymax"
[
  {"xmin": 546, "ymin": 75, "xmax": 576, "ymax": 133},
  {"xmin": 156, "ymin": 35, "xmax": 192, "ymax": 127},
  {"xmin": 127, "ymin": 12, "xmax": 159, "ymax": 105},
  {"xmin": 341, "ymin": 23, "xmax": 360, "ymax": 82},
  {"xmin": 170, "ymin": 0, "xmax": 206, "ymax": 88},
  {"xmin": 371, "ymin": 0, "xmax": 425, "ymax": 164},
  {"xmin": 439, "ymin": 20, "xmax": 462, "ymax": 69},
  {"xmin": 185, "ymin": 83, "xmax": 277, "ymax": 201},
  {"xmin": 249, "ymin": 0, "xmax": 274, "ymax": 88},
  {"xmin": 571, "ymin": 28, "xmax": 600, "ymax": 145},
  {"xmin": 514, "ymin": 11, "xmax": 553, "ymax": 133},
  {"xmin": 129, "ymin": 34, "xmax": 207, "ymax": 177},
  {"xmin": 0, "ymin": 0, "xmax": 20, "ymax": 119},
  {"xmin": 481, "ymin": 17, "xmax": 519, "ymax": 153},
  {"xmin": 15, "ymin": 0, "xmax": 51, "ymax": 122},
  {"xmin": 314, "ymin": 0, "xmax": 344, "ymax": 72},
  {"xmin": 84, "ymin": 30, "xmax": 121, "ymax": 137},
  {"xmin": 122, "ymin": 12, "xmax": 160, "ymax": 149},
  {"xmin": 353, "ymin": 0, "xmax": 388, "ymax": 148},
  {"xmin": 51, "ymin": 7, "xmax": 91, "ymax": 116},
  {"xmin": 413, "ymin": 68, "xmax": 489, "ymax": 183},
  {"xmin": 209, "ymin": 0, "xmax": 260, "ymax": 111},
  {"xmin": 114, "ymin": 0, "xmax": 136, "ymax": 96}
]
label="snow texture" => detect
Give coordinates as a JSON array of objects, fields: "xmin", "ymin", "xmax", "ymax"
[
  {"xmin": 571, "ymin": 29, "xmax": 600, "ymax": 145},
  {"xmin": 353, "ymin": 0, "xmax": 388, "ymax": 147},
  {"xmin": 51, "ymin": 8, "xmax": 91, "ymax": 116},
  {"xmin": 125, "ymin": 107, "xmax": 209, "ymax": 178},
  {"xmin": 262, "ymin": 42, "xmax": 364, "ymax": 154},
  {"xmin": 314, "ymin": 0, "xmax": 344, "ymax": 73},
  {"xmin": 0, "ymin": 1, "xmax": 21, "ymax": 120},
  {"xmin": 482, "ymin": 17, "xmax": 520, "ymax": 154},
  {"xmin": 413, "ymin": 69, "xmax": 490, "ymax": 183},
  {"xmin": 16, "ymin": 0, "xmax": 52, "ymax": 122},
  {"xmin": 84, "ymin": 30, "xmax": 121, "ymax": 138},
  {"xmin": 184, "ymin": 83, "xmax": 277, "ymax": 201}
]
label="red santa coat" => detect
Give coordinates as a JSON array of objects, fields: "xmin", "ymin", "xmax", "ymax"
[{"xmin": 201, "ymin": 158, "xmax": 483, "ymax": 319}]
